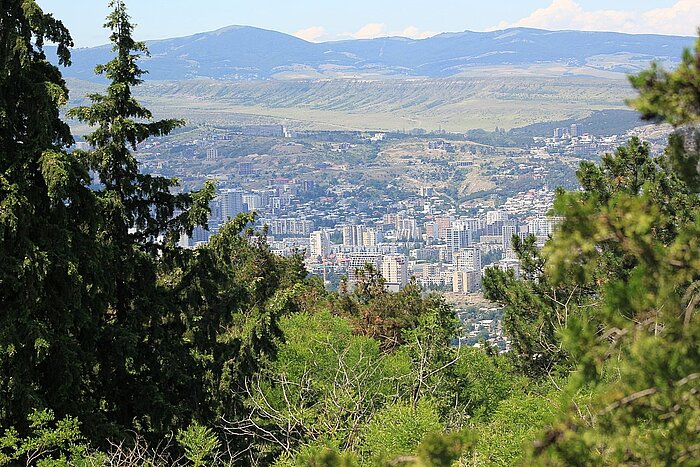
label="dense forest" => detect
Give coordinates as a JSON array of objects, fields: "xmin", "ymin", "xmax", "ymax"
[{"xmin": 0, "ymin": 1, "xmax": 699, "ymax": 465}]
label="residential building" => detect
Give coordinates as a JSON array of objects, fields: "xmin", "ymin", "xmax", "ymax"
[
  {"xmin": 220, "ymin": 189, "xmax": 245, "ymax": 220},
  {"xmin": 309, "ymin": 230, "xmax": 331, "ymax": 258},
  {"xmin": 382, "ymin": 254, "xmax": 408, "ymax": 291}
]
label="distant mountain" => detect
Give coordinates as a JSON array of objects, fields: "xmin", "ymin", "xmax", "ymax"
[{"xmin": 50, "ymin": 26, "xmax": 695, "ymax": 81}]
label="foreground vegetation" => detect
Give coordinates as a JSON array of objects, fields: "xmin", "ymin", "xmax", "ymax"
[{"xmin": 1, "ymin": 1, "xmax": 698, "ymax": 465}]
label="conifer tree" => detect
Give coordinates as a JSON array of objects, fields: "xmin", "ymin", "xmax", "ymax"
[
  {"xmin": 484, "ymin": 135, "xmax": 699, "ymax": 377},
  {"xmin": 521, "ymin": 36, "xmax": 700, "ymax": 464},
  {"xmin": 0, "ymin": 0, "xmax": 102, "ymax": 431},
  {"xmin": 67, "ymin": 0, "xmax": 214, "ymax": 264},
  {"xmin": 67, "ymin": 0, "xmax": 214, "ymax": 434}
]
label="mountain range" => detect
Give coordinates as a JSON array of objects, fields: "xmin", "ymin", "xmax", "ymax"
[{"xmin": 52, "ymin": 26, "xmax": 695, "ymax": 81}]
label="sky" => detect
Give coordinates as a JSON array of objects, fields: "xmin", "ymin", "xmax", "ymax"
[{"xmin": 37, "ymin": 0, "xmax": 700, "ymax": 47}]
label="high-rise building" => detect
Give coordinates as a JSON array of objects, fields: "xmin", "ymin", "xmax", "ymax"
[
  {"xmin": 208, "ymin": 197, "xmax": 222, "ymax": 223},
  {"xmin": 486, "ymin": 210, "xmax": 509, "ymax": 225},
  {"xmin": 424, "ymin": 221, "xmax": 438, "ymax": 241},
  {"xmin": 242, "ymin": 194, "xmax": 263, "ymax": 211},
  {"xmin": 381, "ymin": 254, "xmax": 408, "ymax": 291},
  {"xmin": 382, "ymin": 214, "xmax": 420, "ymax": 240},
  {"xmin": 447, "ymin": 218, "xmax": 478, "ymax": 256},
  {"xmin": 344, "ymin": 251, "xmax": 381, "ymax": 285},
  {"xmin": 309, "ymin": 230, "xmax": 331, "ymax": 258},
  {"xmin": 382, "ymin": 213, "xmax": 399, "ymax": 229},
  {"xmin": 396, "ymin": 217, "xmax": 420, "ymax": 241},
  {"xmin": 456, "ymin": 247, "xmax": 482, "ymax": 272},
  {"xmin": 219, "ymin": 189, "xmax": 245, "ymax": 220},
  {"xmin": 435, "ymin": 216, "xmax": 452, "ymax": 240},
  {"xmin": 446, "ymin": 227, "xmax": 470, "ymax": 251},
  {"xmin": 342, "ymin": 224, "xmax": 366, "ymax": 246},
  {"xmin": 527, "ymin": 216, "xmax": 563, "ymax": 247},
  {"xmin": 178, "ymin": 226, "xmax": 211, "ymax": 249},
  {"xmin": 270, "ymin": 197, "xmax": 281, "ymax": 211},
  {"xmin": 570, "ymin": 123, "xmax": 580, "ymax": 138},
  {"xmin": 206, "ymin": 147, "xmax": 219, "ymax": 160},
  {"xmin": 362, "ymin": 228, "xmax": 378, "ymax": 247},
  {"xmin": 456, "ymin": 218, "xmax": 482, "ymax": 232},
  {"xmin": 497, "ymin": 258, "xmax": 521, "ymax": 279},
  {"xmin": 527, "ymin": 216, "xmax": 562, "ymax": 237},
  {"xmin": 452, "ymin": 269, "xmax": 481, "ymax": 293},
  {"xmin": 502, "ymin": 224, "xmax": 518, "ymax": 259},
  {"xmin": 265, "ymin": 218, "xmax": 314, "ymax": 237}
]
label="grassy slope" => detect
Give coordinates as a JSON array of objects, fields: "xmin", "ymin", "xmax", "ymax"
[{"xmin": 65, "ymin": 75, "xmax": 633, "ymax": 132}]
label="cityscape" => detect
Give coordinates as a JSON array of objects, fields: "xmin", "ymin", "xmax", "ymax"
[{"xmin": 108, "ymin": 120, "xmax": 672, "ymax": 349}]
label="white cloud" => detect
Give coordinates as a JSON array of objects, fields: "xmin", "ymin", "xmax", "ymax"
[
  {"xmin": 293, "ymin": 26, "xmax": 326, "ymax": 42},
  {"xmin": 397, "ymin": 26, "xmax": 436, "ymax": 39},
  {"xmin": 494, "ymin": 0, "xmax": 700, "ymax": 36},
  {"xmin": 350, "ymin": 23, "xmax": 387, "ymax": 39},
  {"xmin": 340, "ymin": 23, "xmax": 436, "ymax": 40}
]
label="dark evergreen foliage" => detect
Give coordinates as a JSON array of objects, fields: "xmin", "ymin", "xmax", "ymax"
[{"xmin": 0, "ymin": 0, "xmax": 103, "ymax": 432}]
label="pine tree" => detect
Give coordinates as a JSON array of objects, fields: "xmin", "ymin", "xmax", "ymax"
[
  {"xmin": 526, "ymin": 36, "xmax": 700, "ymax": 464},
  {"xmin": 483, "ymin": 135, "xmax": 699, "ymax": 378}
]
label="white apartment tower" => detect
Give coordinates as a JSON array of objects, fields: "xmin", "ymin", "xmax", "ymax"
[
  {"xmin": 242, "ymin": 194, "xmax": 263, "ymax": 211},
  {"xmin": 345, "ymin": 251, "xmax": 381, "ymax": 285},
  {"xmin": 206, "ymin": 147, "xmax": 219, "ymax": 160},
  {"xmin": 570, "ymin": 123, "xmax": 580, "ymax": 138},
  {"xmin": 381, "ymin": 254, "xmax": 408, "ymax": 291},
  {"xmin": 342, "ymin": 224, "xmax": 366, "ymax": 246},
  {"xmin": 486, "ymin": 210, "xmax": 509, "ymax": 225},
  {"xmin": 456, "ymin": 247, "xmax": 482, "ymax": 272},
  {"xmin": 362, "ymin": 228, "xmax": 378, "ymax": 247},
  {"xmin": 309, "ymin": 230, "xmax": 331, "ymax": 258}
]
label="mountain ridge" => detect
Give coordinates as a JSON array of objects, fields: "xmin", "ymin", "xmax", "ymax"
[{"xmin": 49, "ymin": 26, "xmax": 696, "ymax": 82}]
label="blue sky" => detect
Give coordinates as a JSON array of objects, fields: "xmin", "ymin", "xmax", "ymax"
[{"xmin": 37, "ymin": 0, "xmax": 699, "ymax": 47}]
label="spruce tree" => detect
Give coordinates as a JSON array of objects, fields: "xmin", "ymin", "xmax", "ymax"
[
  {"xmin": 67, "ymin": 0, "xmax": 214, "ymax": 435},
  {"xmin": 67, "ymin": 0, "xmax": 213, "ymax": 267}
]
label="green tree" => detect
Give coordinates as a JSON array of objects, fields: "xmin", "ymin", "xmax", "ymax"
[
  {"xmin": 400, "ymin": 300, "xmax": 460, "ymax": 413},
  {"xmin": 359, "ymin": 400, "xmax": 442, "ymax": 465},
  {"xmin": 484, "ymin": 135, "xmax": 698, "ymax": 378},
  {"xmin": 337, "ymin": 266, "xmax": 448, "ymax": 352},
  {"xmin": 66, "ymin": 0, "xmax": 214, "ymax": 306},
  {"xmin": 474, "ymin": 393, "xmax": 555, "ymax": 466},
  {"xmin": 0, "ymin": 0, "xmax": 105, "ymax": 433},
  {"xmin": 64, "ymin": 0, "xmax": 215, "ymax": 437},
  {"xmin": 482, "ymin": 235, "xmax": 575, "ymax": 376},
  {"xmin": 225, "ymin": 308, "xmax": 410, "ymax": 463},
  {"xmin": 525, "ymin": 36, "xmax": 700, "ymax": 464},
  {"xmin": 0, "ymin": 409, "xmax": 101, "ymax": 467},
  {"xmin": 444, "ymin": 348, "xmax": 519, "ymax": 423},
  {"xmin": 162, "ymin": 214, "xmax": 307, "ymax": 437},
  {"xmin": 628, "ymin": 31, "xmax": 700, "ymax": 191},
  {"xmin": 176, "ymin": 422, "xmax": 221, "ymax": 467}
]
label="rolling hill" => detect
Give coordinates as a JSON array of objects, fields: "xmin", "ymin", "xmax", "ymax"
[{"xmin": 53, "ymin": 26, "xmax": 694, "ymax": 81}]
